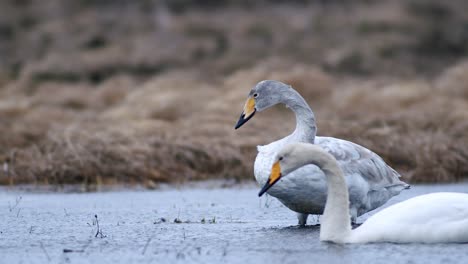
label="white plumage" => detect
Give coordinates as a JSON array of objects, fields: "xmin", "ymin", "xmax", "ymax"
[
  {"xmin": 351, "ymin": 192, "xmax": 468, "ymax": 243},
  {"xmin": 265, "ymin": 143, "xmax": 468, "ymax": 244}
]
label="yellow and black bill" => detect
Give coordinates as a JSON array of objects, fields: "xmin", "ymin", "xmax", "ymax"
[
  {"xmin": 258, "ymin": 161, "xmax": 282, "ymax": 197},
  {"xmin": 234, "ymin": 97, "xmax": 256, "ymax": 129}
]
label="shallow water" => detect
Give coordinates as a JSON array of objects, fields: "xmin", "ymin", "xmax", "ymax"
[{"xmin": 1, "ymin": 183, "xmax": 467, "ymax": 264}]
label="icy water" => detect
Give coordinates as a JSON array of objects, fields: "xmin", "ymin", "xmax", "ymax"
[{"xmin": 1, "ymin": 183, "xmax": 468, "ymax": 264}]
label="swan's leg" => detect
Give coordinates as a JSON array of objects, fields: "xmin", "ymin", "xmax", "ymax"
[
  {"xmin": 297, "ymin": 213, "xmax": 309, "ymax": 226},
  {"xmin": 349, "ymin": 207, "xmax": 358, "ymax": 225}
]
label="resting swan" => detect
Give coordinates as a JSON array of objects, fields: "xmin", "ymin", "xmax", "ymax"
[
  {"xmin": 235, "ymin": 80, "xmax": 409, "ymax": 225},
  {"xmin": 259, "ymin": 143, "xmax": 468, "ymax": 243}
]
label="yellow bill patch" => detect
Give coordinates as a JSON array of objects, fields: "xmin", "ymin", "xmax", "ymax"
[
  {"xmin": 268, "ymin": 161, "xmax": 282, "ymax": 184},
  {"xmin": 243, "ymin": 97, "xmax": 255, "ymax": 118}
]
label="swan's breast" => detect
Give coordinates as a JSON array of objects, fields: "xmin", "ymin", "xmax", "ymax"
[{"xmin": 254, "ymin": 144, "xmax": 278, "ymax": 185}]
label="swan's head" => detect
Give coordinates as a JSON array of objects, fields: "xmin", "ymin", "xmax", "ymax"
[
  {"xmin": 258, "ymin": 143, "xmax": 329, "ymax": 197},
  {"xmin": 234, "ymin": 80, "xmax": 291, "ymax": 129}
]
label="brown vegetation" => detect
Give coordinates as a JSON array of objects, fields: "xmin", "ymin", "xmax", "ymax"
[{"xmin": 1, "ymin": 0, "xmax": 468, "ymax": 187}]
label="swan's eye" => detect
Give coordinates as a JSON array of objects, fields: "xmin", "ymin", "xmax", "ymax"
[
  {"xmin": 279, "ymin": 157, "xmax": 283, "ymax": 161},
  {"xmin": 253, "ymin": 93, "xmax": 259, "ymax": 98}
]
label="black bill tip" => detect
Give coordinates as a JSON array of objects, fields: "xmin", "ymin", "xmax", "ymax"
[
  {"xmin": 258, "ymin": 181, "xmax": 271, "ymax": 197},
  {"xmin": 234, "ymin": 110, "xmax": 256, "ymax": 129},
  {"xmin": 258, "ymin": 175, "xmax": 281, "ymax": 197}
]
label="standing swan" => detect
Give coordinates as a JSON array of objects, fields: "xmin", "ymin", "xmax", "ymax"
[
  {"xmin": 235, "ymin": 80, "xmax": 408, "ymax": 225},
  {"xmin": 259, "ymin": 143, "xmax": 468, "ymax": 243}
]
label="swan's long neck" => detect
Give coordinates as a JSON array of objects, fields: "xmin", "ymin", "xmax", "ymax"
[
  {"xmin": 320, "ymin": 161, "xmax": 352, "ymax": 243},
  {"xmin": 280, "ymin": 88, "xmax": 317, "ymax": 143},
  {"xmin": 286, "ymin": 145, "xmax": 352, "ymax": 242}
]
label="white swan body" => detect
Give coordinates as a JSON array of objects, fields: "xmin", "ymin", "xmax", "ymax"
[
  {"xmin": 261, "ymin": 143, "xmax": 468, "ymax": 244},
  {"xmin": 350, "ymin": 192, "xmax": 468, "ymax": 243},
  {"xmin": 237, "ymin": 80, "xmax": 408, "ymax": 223}
]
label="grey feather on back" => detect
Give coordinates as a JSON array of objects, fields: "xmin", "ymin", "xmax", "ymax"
[{"xmin": 315, "ymin": 137, "xmax": 406, "ymax": 191}]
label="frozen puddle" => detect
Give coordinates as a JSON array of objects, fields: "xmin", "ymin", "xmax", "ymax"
[{"xmin": 1, "ymin": 183, "xmax": 467, "ymax": 263}]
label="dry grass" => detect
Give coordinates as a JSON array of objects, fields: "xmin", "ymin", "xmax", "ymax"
[
  {"xmin": 2, "ymin": 59, "xmax": 468, "ymax": 186},
  {"xmin": 1, "ymin": 1, "xmax": 468, "ymax": 187}
]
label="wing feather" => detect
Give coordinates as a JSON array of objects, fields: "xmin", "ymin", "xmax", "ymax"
[{"xmin": 315, "ymin": 136, "xmax": 408, "ymax": 191}]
